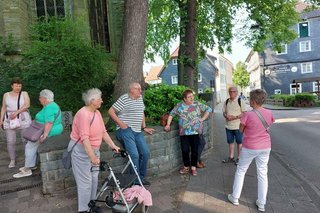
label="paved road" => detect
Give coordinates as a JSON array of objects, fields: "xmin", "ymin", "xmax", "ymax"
[{"xmin": 271, "ymin": 108, "xmax": 320, "ymax": 210}]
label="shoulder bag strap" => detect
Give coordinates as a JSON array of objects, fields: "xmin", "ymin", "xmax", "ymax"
[
  {"xmin": 53, "ymin": 109, "xmax": 61, "ymax": 122},
  {"xmin": 16, "ymin": 91, "xmax": 22, "ymax": 119},
  {"xmin": 69, "ymin": 111, "xmax": 96, "ymax": 152},
  {"xmin": 253, "ymin": 109, "xmax": 270, "ymax": 133}
]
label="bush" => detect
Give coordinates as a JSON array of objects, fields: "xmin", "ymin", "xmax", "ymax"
[
  {"xmin": 19, "ymin": 18, "xmax": 116, "ymax": 113},
  {"xmin": 143, "ymin": 84, "xmax": 189, "ymax": 125},
  {"xmin": 294, "ymin": 93, "xmax": 316, "ymax": 102},
  {"xmin": 269, "ymin": 94, "xmax": 295, "ymax": 106}
]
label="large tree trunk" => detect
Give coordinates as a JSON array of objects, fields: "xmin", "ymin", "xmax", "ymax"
[
  {"xmin": 178, "ymin": 0, "xmax": 197, "ymax": 91},
  {"xmin": 113, "ymin": 0, "xmax": 148, "ymax": 100}
]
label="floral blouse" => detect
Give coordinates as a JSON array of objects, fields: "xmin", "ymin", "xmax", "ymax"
[{"xmin": 170, "ymin": 101, "xmax": 212, "ymax": 136}]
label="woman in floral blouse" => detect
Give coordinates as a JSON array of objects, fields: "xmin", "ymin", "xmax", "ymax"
[{"xmin": 164, "ymin": 89, "xmax": 212, "ymax": 176}]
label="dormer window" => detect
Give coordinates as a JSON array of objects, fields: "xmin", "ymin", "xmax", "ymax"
[
  {"xmin": 172, "ymin": 59, "xmax": 178, "ymax": 65},
  {"xmin": 299, "ymin": 22, "xmax": 309, "ymax": 38}
]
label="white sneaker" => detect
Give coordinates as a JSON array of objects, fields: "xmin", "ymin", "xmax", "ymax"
[
  {"xmin": 227, "ymin": 194, "xmax": 239, "ymax": 205},
  {"xmin": 8, "ymin": 160, "xmax": 15, "ymax": 168},
  {"xmin": 13, "ymin": 169, "xmax": 32, "ymax": 178},
  {"xmin": 19, "ymin": 166, "xmax": 37, "ymax": 171},
  {"xmin": 256, "ymin": 200, "xmax": 265, "ymax": 212}
]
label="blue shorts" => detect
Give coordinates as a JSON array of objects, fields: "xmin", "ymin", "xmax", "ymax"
[{"xmin": 225, "ymin": 129, "xmax": 243, "ymax": 144}]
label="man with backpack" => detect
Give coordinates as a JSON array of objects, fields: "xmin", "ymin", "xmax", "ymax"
[{"xmin": 222, "ymin": 86, "xmax": 246, "ymax": 165}]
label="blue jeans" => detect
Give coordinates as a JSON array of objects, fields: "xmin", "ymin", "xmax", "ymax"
[
  {"xmin": 116, "ymin": 127, "xmax": 150, "ymax": 180},
  {"xmin": 226, "ymin": 128, "xmax": 243, "ymax": 144}
]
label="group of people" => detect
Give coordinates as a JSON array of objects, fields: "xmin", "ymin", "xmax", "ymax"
[
  {"xmin": 222, "ymin": 86, "xmax": 274, "ymax": 212},
  {"xmin": 0, "ymin": 78, "xmax": 273, "ymax": 212},
  {"xmin": 0, "ymin": 78, "xmax": 63, "ymax": 178}
]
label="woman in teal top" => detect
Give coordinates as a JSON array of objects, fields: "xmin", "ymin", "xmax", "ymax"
[
  {"xmin": 35, "ymin": 99, "xmax": 63, "ymax": 138},
  {"xmin": 13, "ymin": 89, "xmax": 63, "ymax": 178}
]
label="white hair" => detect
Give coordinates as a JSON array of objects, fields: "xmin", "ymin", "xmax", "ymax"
[
  {"xmin": 82, "ymin": 88, "xmax": 102, "ymax": 106},
  {"xmin": 39, "ymin": 89, "xmax": 54, "ymax": 102}
]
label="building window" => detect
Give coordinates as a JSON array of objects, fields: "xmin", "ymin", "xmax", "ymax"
[
  {"xmin": 171, "ymin": 75, "xmax": 178, "ymax": 84},
  {"xmin": 198, "ymin": 73, "xmax": 202, "ymax": 82},
  {"xmin": 314, "ymin": 82, "xmax": 320, "ymax": 91},
  {"xmin": 301, "ymin": 62, "xmax": 312, "ymax": 74},
  {"xmin": 290, "ymin": 83, "xmax": 302, "ymax": 95},
  {"xmin": 36, "ymin": 0, "xmax": 65, "ymax": 20},
  {"xmin": 172, "ymin": 59, "xmax": 178, "ymax": 65},
  {"xmin": 198, "ymin": 88, "xmax": 203, "ymax": 94},
  {"xmin": 274, "ymin": 89, "xmax": 281, "ymax": 94},
  {"xmin": 299, "ymin": 22, "xmax": 309, "ymax": 38},
  {"xmin": 276, "ymin": 44, "xmax": 287, "ymax": 55},
  {"xmin": 300, "ymin": 41, "xmax": 311, "ymax": 52},
  {"xmin": 88, "ymin": 0, "xmax": 111, "ymax": 52}
]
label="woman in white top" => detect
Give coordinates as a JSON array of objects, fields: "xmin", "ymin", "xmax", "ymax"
[{"xmin": 0, "ymin": 77, "xmax": 32, "ymax": 168}]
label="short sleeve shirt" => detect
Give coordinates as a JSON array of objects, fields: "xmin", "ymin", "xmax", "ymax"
[
  {"xmin": 35, "ymin": 102, "xmax": 63, "ymax": 137},
  {"xmin": 170, "ymin": 101, "xmax": 212, "ymax": 136},
  {"xmin": 112, "ymin": 94, "xmax": 145, "ymax": 132},
  {"xmin": 70, "ymin": 107, "xmax": 106, "ymax": 148},
  {"xmin": 240, "ymin": 108, "xmax": 275, "ymax": 150},
  {"xmin": 222, "ymin": 98, "xmax": 246, "ymax": 130}
]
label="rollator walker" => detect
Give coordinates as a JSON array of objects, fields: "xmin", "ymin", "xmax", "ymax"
[{"xmin": 88, "ymin": 150, "xmax": 150, "ymax": 213}]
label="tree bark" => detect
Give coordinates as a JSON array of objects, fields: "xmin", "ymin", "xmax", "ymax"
[
  {"xmin": 178, "ymin": 0, "xmax": 197, "ymax": 91},
  {"xmin": 113, "ymin": 0, "xmax": 148, "ymax": 100}
]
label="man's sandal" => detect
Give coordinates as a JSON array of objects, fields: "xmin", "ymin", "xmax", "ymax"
[{"xmin": 222, "ymin": 157, "xmax": 235, "ymax": 163}]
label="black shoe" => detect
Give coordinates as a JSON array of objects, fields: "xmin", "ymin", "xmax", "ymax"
[{"xmin": 91, "ymin": 206, "xmax": 102, "ymax": 213}]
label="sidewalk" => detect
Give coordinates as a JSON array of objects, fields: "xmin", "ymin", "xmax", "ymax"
[
  {"xmin": 179, "ymin": 104, "xmax": 319, "ymax": 213},
  {"xmin": 1, "ymin": 103, "xmax": 319, "ymax": 212}
]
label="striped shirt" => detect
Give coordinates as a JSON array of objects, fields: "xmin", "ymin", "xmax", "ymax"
[{"xmin": 112, "ymin": 93, "xmax": 145, "ymax": 132}]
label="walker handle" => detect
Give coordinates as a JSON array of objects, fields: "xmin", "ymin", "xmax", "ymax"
[{"xmin": 113, "ymin": 150, "xmax": 128, "ymax": 158}]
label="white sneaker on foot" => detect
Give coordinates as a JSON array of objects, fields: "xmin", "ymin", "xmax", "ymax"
[
  {"xmin": 227, "ymin": 194, "xmax": 239, "ymax": 205},
  {"xmin": 8, "ymin": 160, "xmax": 15, "ymax": 168},
  {"xmin": 13, "ymin": 168, "xmax": 32, "ymax": 178},
  {"xmin": 19, "ymin": 166, "xmax": 37, "ymax": 171},
  {"xmin": 256, "ymin": 200, "xmax": 265, "ymax": 212}
]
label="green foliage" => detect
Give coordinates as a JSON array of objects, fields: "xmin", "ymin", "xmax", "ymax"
[
  {"xmin": 204, "ymin": 88, "xmax": 213, "ymax": 93},
  {"xmin": 19, "ymin": 18, "xmax": 116, "ymax": 113},
  {"xmin": 0, "ymin": 34, "xmax": 20, "ymax": 55},
  {"xmin": 146, "ymin": 0, "xmax": 300, "ymax": 57},
  {"xmin": 294, "ymin": 93, "xmax": 316, "ymax": 102},
  {"xmin": 143, "ymin": 84, "xmax": 189, "ymax": 124},
  {"xmin": 233, "ymin": 61, "xmax": 249, "ymax": 89},
  {"xmin": 0, "ymin": 59, "xmax": 23, "ymax": 101},
  {"xmin": 269, "ymin": 94, "xmax": 295, "ymax": 106},
  {"xmin": 269, "ymin": 93, "xmax": 317, "ymax": 106},
  {"xmin": 315, "ymin": 100, "xmax": 320, "ymax": 107}
]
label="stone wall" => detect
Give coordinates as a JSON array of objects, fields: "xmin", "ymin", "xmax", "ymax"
[
  {"xmin": 38, "ymin": 119, "xmax": 213, "ymax": 195},
  {"xmin": 1, "ymin": 0, "xmax": 33, "ymax": 42}
]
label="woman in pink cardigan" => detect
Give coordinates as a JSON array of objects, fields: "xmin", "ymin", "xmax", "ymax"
[{"xmin": 68, "ymin": 88, "xmax": 120, "ymax": 213}]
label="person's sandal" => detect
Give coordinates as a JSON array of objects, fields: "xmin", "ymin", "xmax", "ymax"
[
  {"xmin": 179, "ymin": 166, "xmax": 190, "ymax": 174},
  {"xmin": 191, "ymin": 169, "xmax": 197, "ymax": 176},
  {"xmin": 197, "ymin": 162, "xmax": 205, "ymax": 168},
  {"xmin": 222, "ymin": 157, "xmax": 235, "ymax": 163},
  {"xmin": 235, "ymin": 158, "xmax": 239, "ymax": 165}
]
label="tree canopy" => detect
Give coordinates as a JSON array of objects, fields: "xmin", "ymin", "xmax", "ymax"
[
  {"xmin": 232, "ymin": 61, "xmax": 249, "ymax": 90},
  {"xmin": 146, "ymin": 0, "xmax": 302, "ymax": 90},
  {"xmin": 147, "ymin": 0, "xmax": 302, "ymax": 59}
]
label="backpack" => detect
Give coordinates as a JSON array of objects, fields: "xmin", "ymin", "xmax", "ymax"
[{"xmin": 225, "ymin": 97, "xmax": 241, "ymax": 107}]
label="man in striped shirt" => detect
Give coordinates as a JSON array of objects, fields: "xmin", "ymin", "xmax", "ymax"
[{"xmin": 108, "ymin": 82, "xmax": 155, "ymax": 186}]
